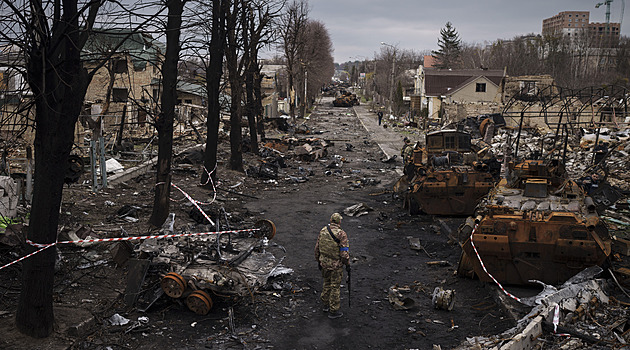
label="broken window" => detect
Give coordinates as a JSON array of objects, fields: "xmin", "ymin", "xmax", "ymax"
[
  {"xmin": 112, "ymin": 88, "xmax": 128, "ymax": 102},
  {"xmin": 113, "ymin": 59, "xmax": 128, "ymax": 74},
  {"xmin": 520, "ymin": 81, "xmax": 536, "ymax": 95},
  {"xmin": 185, "ymin": 99, "xmax": 192, "ymax": 104},
  {"xmin": 475, "ymin": 83, "xmax": 486, "ymax": 93},
  {"xmin": 138, "ymin": 109, "xmax": 147, "ymax": 122},
  {"xmin": 458, "ymin": 135, "xmax": 471, "ymax": 150}
]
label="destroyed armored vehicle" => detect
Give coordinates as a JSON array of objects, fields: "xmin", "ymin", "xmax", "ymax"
[
  {"xmin": 398, "ymin": 130, "xmax": 498, "ymax": 216},
  {"xmin": 133, "ymin": 219, "xmax": 284, "ymax": 315},
  {"xmin": 333, "ymin": 90, "xmax": 359, "ymax": 107},
  {"xmin": 457, "ymin": 159, "xmax": 612, "ymax": 285}
]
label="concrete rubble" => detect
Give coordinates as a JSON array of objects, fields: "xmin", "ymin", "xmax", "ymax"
[{"xmin": 453, "ymin": 267, "xmax": 628, "ymax": 349}]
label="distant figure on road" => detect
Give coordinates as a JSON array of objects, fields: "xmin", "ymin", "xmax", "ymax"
[
  {"xmin": 315, "ymin": 212, "xmax": 350, "ymax": 319},
  {"xmin": 377, "ymin": 110, "xmax": 383, "ymax": 126}
]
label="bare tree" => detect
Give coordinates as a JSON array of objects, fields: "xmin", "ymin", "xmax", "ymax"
[
  {"xmin": 296, "ymin": 20, "xmax": 334, "ymax": 114},
  {"xmin": 243, "ymin": 0, "xmax": 283, "ymax": 153},
  {"xmin": 0, "ymin": 0, "xmax": 161, "ymax": 337},
  {"xmin": 279, "ymin": 0, "xmax": 308, "ymax": 119},
  {"xmin": 149, "ymin": 0, "xmax": 187, "ymax": 227},
  {"xmin": 224, "ymin": 0, "xmax": 247, "ymax": 171},
  {"xmin": 370, "ymin": 47, "xmax": 422, "ymax": 107},
  {"xmin": 199, "ymin": 0, "xmax": 228, "ymax": 186},
  {"xmin": 463, "ymin": 31, "xmax": 630, "ymax": 88}
]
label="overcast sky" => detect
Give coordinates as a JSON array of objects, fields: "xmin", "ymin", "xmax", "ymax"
[{"xmin": 296, "ymin": 0, "xmax": 630, "ymax": 64}]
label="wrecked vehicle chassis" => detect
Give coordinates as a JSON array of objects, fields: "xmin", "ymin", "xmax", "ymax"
[
  {"xmin": 403, "ymin": 164, "xmax": 495, "ymax": 216},
  {"xmin": 400, "ymin": 130, "xmax": 496, "ymax": 216},
  {"xmin": 157, "ymin": 219, "xmax": 283, "ymax": 315},
  {"xmin": 458, "ymin": 160, "xmax": 612, "ymax": 285}
]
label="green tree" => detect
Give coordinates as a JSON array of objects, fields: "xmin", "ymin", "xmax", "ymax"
[{"xmin": 432, "ymin": 22, "xmax": 461, "ymax": 69}]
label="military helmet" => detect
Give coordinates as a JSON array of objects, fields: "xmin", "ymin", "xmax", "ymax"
[{"xmin": 330, "ymin": 212, "xmax": 343, "ymax": 224}]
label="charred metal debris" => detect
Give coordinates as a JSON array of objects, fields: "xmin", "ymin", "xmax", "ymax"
[{"xmin": 121, "ymin": 216, "xmax": 287, "ymax": 316}]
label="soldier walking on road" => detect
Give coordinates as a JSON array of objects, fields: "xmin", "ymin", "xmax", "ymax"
[
  {"xmin": 315, "ymin": 212, "xmax": 350, "ymax": 319},
  {"xmin": 377, "ymin": 110, "xmax": 383, "ymax": 126},
  {"xmin": 401, "ymin": 138, "xmax": 413, "ymax": 163}
]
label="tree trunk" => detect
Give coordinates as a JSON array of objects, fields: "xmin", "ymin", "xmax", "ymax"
[
  {"xmin": 16, "ymin": 2, "xmax": 92, "ymax": 336},
  {"xmin": 102, "ymin": 61, "xmax": 115, "ymax": 115},
  {"xmin": 245, "ymin": 61, "xmax": 258, "ymax": 154},
  {"xmin": 254, "ymin": 69, "xmax": 265, "ymax": 141},
  {"xmin": 149, "ymin": 0, "xmax": 183, "ymax": 227},
  {"xmin": 227, "ymin": 60, "xmax": 244, "ymax": 171},
  {"xmin": 202, "ymin": 0, "xmax": 227, "ymax": 188},
  {"xmin": 225, "ymin": 1, "xmax": 244, "ymax": 172}
]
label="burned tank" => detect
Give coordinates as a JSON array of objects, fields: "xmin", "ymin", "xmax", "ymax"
[
  {"xmin": 333, "ymin": 90, "xmax": 359, "ymax": 107},
  {"xmin": 457, "ymin": 159, "xmax": 612, "ymax": 285},
  {"xmin": 398, "ymin": 130, "xmax": 498, "ymax": 216}
]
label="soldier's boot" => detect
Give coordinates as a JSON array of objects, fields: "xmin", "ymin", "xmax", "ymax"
[{"xmin": 328, "ymin": 310, "xmax": 343, "ymax": 319}]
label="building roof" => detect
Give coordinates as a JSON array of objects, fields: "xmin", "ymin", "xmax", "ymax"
[
  {"xmin": 423, "ymin": 68, "xmax": 504, "ymax": 97},
  {"xmin": 423, "ymin": 55, "xmax": 438, "ymax": 68},
  {"xmin": 83, "ymin": 29, "xmax": 164, "ymax": 71},
  {"xmin": 150, "ymin": 78, "xmax": 206, "ymax": 97}
]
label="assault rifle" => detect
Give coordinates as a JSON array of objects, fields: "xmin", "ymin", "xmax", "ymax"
[{"xmin": 346, "ymin": 264, "xmax": 351, "ymax": 307}]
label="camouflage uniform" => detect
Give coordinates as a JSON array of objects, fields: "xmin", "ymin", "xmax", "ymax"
[
  {"xmin": 401, "ymin": 139, "xmax": 413, "ymax": 163},
  {"xmin": 315, "ymin": 213, "xmax": 349, "ymax": 313},
  {"xmin": 403, "ymin": 144, "xmax": 414, "ymax": 163}
]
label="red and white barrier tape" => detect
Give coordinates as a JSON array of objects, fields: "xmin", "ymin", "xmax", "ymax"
[
  {"xmin": 200, "ymin": 164, "xmax": 217, "ymax": 188},
  {"xmin": 0, "ymin": 245, "xmax": 54, "ymax": 271},
  {"xmin": 190, "ymin": 164, "xmax": 217, "ymax": 206},
  {"xmin": 171, "ymin": 183, "xmax": 215, "ymax": 226},
  {"xmin": 1, "ymin": 227, "xmax": 260, "ymax": 271},
  {"xmin": 469, "ymin": 223, "xmax": 522, "ymax": 303},
  {"xmin": 1, "ymin": 178, "xmax": 249, "ymax": 271}
]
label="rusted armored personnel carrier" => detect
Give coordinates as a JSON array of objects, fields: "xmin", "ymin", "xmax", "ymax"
[
  {"xmin": 333, "ymin": 90, "xmax": 359, "ymax": 107},
  {"xmin": 457, "ymin": 159, "xmax": 612, "ymax": 285},
  {"xmin": 399, "ymin": 130, "xmax": 497, "ymax": 216}
]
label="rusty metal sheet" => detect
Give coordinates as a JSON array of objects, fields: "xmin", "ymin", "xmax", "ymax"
[{"xmin": 263, "ymin": 141, "xmax": 289, "ymax": 153}]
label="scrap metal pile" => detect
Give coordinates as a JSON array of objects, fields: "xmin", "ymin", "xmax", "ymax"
[
  {"xmin": 249, "ymin": 136, "xmax": 331, "ymax": 181},
  {"xmin": 454, "ymin": 268, "xmax": 630, "ymax": 349}
]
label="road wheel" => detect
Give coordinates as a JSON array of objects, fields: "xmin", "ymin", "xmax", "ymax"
[
  {"xmin": 186, "ymin": 290, "xmax": 213, "ymax": 315},
  {"xmin": 254, "ymin": 219, "xmax": 276, "ymax": 239},
  {"xmin": 161, "ymin": 272, "xmax": 186, "ymax": 298}
]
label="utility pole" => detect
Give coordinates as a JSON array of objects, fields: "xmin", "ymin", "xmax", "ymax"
[{"xmin": 381, "ymin": 42, "xmax": 397, "ymax": 114}]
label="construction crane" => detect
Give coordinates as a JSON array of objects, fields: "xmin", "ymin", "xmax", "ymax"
[
  {"xmin": 595, "ymin": 0, "xmax": 625, "ymax": 34},
  {"xmin": 595, "ymin": 0, "xmax": 613, "ymax": 26}
]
